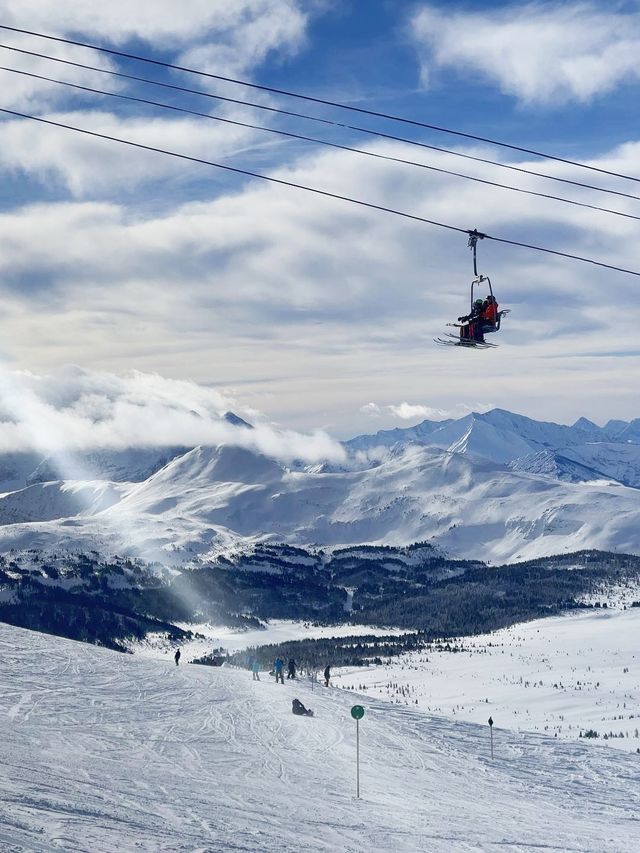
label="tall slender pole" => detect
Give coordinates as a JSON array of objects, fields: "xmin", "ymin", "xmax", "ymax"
[
  {"xmin": 488, "ymin": 716, "xmax": 494, "ymax": 759},
  {"xmin": 356, "ymin": 717, "xmax": 360, "ymax": 798}
]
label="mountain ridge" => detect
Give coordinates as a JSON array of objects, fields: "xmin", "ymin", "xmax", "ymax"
[{"xmin": 0, "ymin": 408, "xmax": 639, "ymax": 563}]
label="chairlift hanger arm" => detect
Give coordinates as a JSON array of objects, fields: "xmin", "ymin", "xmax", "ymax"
[{"xmin": 467, "ymin": 229, "xmax": 487, "ymax": 278}]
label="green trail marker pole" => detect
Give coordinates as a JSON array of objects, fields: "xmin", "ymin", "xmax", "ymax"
[
  {"xmin": 488, "ymin": 716, "xmax": 494, "ymax": 759},
  {"xmin": 351, "ymin": 705, "xmax": 365, "ymax": 798}
]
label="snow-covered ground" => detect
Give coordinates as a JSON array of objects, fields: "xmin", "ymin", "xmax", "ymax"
[
  {"xmin": 333, "ymin": 608, "xmax": 640, "ymax": 753},
  {"xmin": 130, "ymin": 619, "xmax": 411, "ymax": 663},
  {"xmin": 1, "ymin": 622, "xmax": 639, "ymax": 852}
]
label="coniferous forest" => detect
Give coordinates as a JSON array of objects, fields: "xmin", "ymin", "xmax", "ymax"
[{"xmin": 0, "ymin": 546, "xmax": 638, "ymax": 652}]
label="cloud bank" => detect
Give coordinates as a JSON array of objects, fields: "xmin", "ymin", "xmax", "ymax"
[
  {"xmin": 0, "ymin": 1, "xmax": 309, "ymax": 74},
  {"xmin": 0, "ymin": 367, "xmax": 345, "ymax": 464},
  {"xmin": 361, "ymin": 402, "xmax": 494, "ymax": 421},
  {"xmin": 411, "ymin": 2, "xmax": 640, "ymax": 105}
]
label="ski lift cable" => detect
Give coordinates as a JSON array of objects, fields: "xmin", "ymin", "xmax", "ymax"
[
  {"xmin": 2, "ymin": 65, "xmax": 639, "ymax": 224},
  {"xmin": 1, "ymin": 43, "xmax": 639, "ymax": 206},
  {"xmin": 1, "ymin": 24, "xmax": 639, "ymax": 186},
  {"xmin": 1, "ymin": 106, "xmax": 638, "ymax": 279}
]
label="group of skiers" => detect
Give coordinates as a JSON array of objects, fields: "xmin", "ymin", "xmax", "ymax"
[
  {"xmin": 174, "ymin": 647, "xmax": 331, "ymax": 718},
  {"xmin": 251, "ymin": 658, "xmax": 332, "ymax": 718},
  {"xmin": 458, "ymin": 294, "xmax": 499, "ymax": 343},
  {"xmin": 270, "ymin": 657, "xmax": 298, "ymax": 683},
  {"xmin": 253, "ymin": 658, "xmax": 331, "ymax": 688}
]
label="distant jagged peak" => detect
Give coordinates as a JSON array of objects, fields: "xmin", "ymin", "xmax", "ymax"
[
  {"xmin": 223, "ymin": 411, "xmax": 254, "ymax": 430},
  {"xmin": 345, "ymin": 406, "xmax": 640, "ymax": 468},
  {"xmin": 604, "ymin": 419, "xmax": 629, "ymax": 439},
  {"xmin": 572, "ymin": 416, "xmax": 600, "ymax": 432}
]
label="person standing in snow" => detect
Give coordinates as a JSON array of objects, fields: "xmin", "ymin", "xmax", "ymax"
[
  {"xmin": 174, "ymin": 649, "xmax": 181, "ymax": 666},
  {"xmin": 287, "ymin": 658, "xmax": 297, "ymax": 679},
  {"xmin": 252, "ymin": 659, "xmax": 261, "ymax": 681},
  {"xmin": 324, "ymin": 664, "xmax": 331, "ymax": 687},
  {"xmin": 274, "ymin": 657, "xmax": 285, "ymax": 684}
]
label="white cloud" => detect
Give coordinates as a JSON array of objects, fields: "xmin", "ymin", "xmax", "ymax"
[
  {"xmin": 388, "ymin": 402, "xmax": 450, "ymax": 420},
  {"xmin": 361, "ymin": 402, "xmax": 494, "ymax": 422},
  {"xmin": 0, "ymin": 1, "xmax": 308, "ymax": 53},
  {"xmin": 0, "ymin": 35, "xmax": 120, "ymax": 111},
  {"xmin": 0, "ymin": 0, "xmax": 310, "ymax": 106},
  {"xmin": 176, "ymin": 3, "xmax": 308, "ymax": 78},
  {"xmin": 360, "ymin": 403, "xmax": 382, "ymax": 417},
  {"xmin": 0, "ymin": 0, "xmax": 312, "ymax": 186},
  {"xmin": 0, "ymin": 108, "xmax": 265, "ymax": 195},
  {"xmin": 411, "ymin": 2, "xmax": 640, "ymax": 105},
  {"xmin": 0, "ymin": 367, "xmax": 345, "ymax": 463}
]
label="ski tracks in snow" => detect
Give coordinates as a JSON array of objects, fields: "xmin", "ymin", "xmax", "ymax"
[{"xmin": 0, "ymin": 624, "xmax": 638, "ymax": 852}]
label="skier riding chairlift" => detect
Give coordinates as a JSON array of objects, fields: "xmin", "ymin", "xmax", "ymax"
[{"xmin": 435, "ymin": 230, "xmax": 510, "ymax": 349}]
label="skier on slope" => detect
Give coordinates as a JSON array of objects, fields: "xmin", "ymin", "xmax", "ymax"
[
  {"xmin": 252, "ymin": 658, "xmax": 261, "ymax": 681},
  {"xmin": 324, "ymin": 664, "xmax": 331, "ymax": 687},
  {"xmin": 274, "ymin": 657, "xmax": 285, "ymax": 684},
  {"xmin": 287, "ymin": 658, "xmax": 297, "ymax": 679},
  {"xmin": 174, "ymin": 649, "xmax": 181, "ymax": 666}
]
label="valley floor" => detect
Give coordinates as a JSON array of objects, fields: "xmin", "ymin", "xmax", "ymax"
[
  {"xmin": 0, "ymin": 622, "xmax": 638, "ymax": 852},
  {"xmin": 333, "ymin": 608, "xmax": 640, "ymax": 753}
]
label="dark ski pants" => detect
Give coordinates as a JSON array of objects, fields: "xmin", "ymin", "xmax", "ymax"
[{"xmin": 276, "ymin": 672, "xmax": 284, "ymax": 683}]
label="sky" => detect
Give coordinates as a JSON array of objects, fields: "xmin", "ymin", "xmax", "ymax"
[{"xmin": 0, "ymin": 0, "xmax": 639, "ymax": 449}]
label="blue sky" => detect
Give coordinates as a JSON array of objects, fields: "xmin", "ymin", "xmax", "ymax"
[{"xmin": 0, "ymin": 0, "xmax": 639, "ymax": 449}]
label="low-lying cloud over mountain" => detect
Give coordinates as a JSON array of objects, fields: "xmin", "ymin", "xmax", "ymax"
[{"xmin": 0, "ymin": 367, "xmax": 344, "ymax": 463}]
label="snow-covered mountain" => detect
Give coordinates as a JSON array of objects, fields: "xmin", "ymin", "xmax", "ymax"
[
  {"xmin": 347, "ymin": 408, "xmax": 640, "ymax": 485},
  {"xmin": 0, "ymin": 408, "xmax": 639, "ymax": 563}
]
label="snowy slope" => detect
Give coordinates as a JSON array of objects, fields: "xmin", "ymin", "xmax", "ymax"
[
  {"xmin": 345, "ymin": 408, "xmax": 610, "ymax": 461},
  {"xmin": 511, "ymin": 444, "xmax": 640, "ymax": 488},
  {"xmin": 0, "ymin": 480, "xmax": 127, "ymax": 524},
  {"xmin": 347, "ymin": 409, "xmax": 640, "ymax": 477},
  {"xmin": 334, "ymin": 608, "xmax": 640, "ymax": 754},
  {"xmin": 27, "ymin": 447, "xmax": 190, "ymax": 484},
  {"xmin": 557, "ymin": 443, "xmax": 640, "ymax": 488},
  {"xmin": 0, "ymin": 451, "xmax": 44, "ymax": 493},
  {"xmin": 0, "ymin": 621, "xmax": 638, "ymax": 852}
]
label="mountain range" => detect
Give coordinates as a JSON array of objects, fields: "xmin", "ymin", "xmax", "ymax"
[{"xmin": 1, "ymin": 408, "xmax": 640, "ymax": 563}]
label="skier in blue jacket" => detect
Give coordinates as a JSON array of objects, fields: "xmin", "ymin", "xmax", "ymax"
[{"xmin": 274, "ymin": 657, "xmax": 285, "ymax": 684}]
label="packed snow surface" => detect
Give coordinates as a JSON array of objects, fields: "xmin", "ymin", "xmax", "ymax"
[{"xmin": 1, "ymin": 623, "xmax": 638, "ymax": 851}]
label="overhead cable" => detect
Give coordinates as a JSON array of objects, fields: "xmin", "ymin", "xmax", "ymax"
[
  {"xmin": 1, "ymin": 23, "xmax": 639, "ymax": 185},
  {"xmin": 2, "ymin": 42, "xmax": 639, "ymax": 205},
  {"xmin": 2, "ymin": 65, "xmax": 638, "ymax": 224},
  {"xmin": 1, "ymin": 106, "xmax": 637, "ymax": 278}
]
